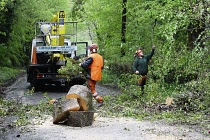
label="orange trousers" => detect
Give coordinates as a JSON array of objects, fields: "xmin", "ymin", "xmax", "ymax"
[
  {"xmin": 87, "ymin": 79, "xmax": 103, "ymax": 103},
  {"xmin": 87, "ymin": 79, "xmax": 97, "ymax": 93}
]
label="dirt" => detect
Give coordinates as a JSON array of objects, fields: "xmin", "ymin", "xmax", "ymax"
[{"xmin": 0, "ymin": 74, "xmax": 209, "ymax": 140}]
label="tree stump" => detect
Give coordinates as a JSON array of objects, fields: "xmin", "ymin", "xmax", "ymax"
[
  {"xmin": 67, "ymin": 111, "xmax": 95, "ymax": 127},
  {"xmin": 52, "ymin": 98, "xmax": 80, "ymax": 124},
  {"xmin": 52, "ymin": 85, "xmax": 95, "ymax": 126},
  {"xmin": 66, "ymin": 85, "xmax": 95, "ymax": 127}
]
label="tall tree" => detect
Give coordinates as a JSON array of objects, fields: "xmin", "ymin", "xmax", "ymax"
[
  {"xmin": 0, "ymin": 0, "xmax": 70, "ymax": 67},
  {"xmin": 121, "ymin": 0, "xmax": 126, "ymax": 43}
]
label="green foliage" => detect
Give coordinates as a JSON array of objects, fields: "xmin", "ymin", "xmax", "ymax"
[
  {"xmin": 81, "ymin": 0, "xmax": 210, "ymax": 85},
  {"xmin": 0, "ymin": 0, "xmax": 209, "ymax": 132},
  {"xmin": 0, "ymin": 67, "xmax": 24, "ymax": 85},
  {"xmin": 100, "ymin": 69, "xmax": 118, "ymax": 85},
  {"xmin": 58, "ymin": 58, "xmax": 85, "ymax": 80},
  {"xmin": 0, "ymin": 98, "xmax": 13, "ymax": 116},
  {"xmin": 0, "ymin": 45, "xmax": 11, "ymax": 67},
  {"xmin": 0, "ymin": 0, "xmax": 8, "ymax": 11},
  {"xmin": 98, "ymin": 74, "xmax": 209, "ymax": 132},
  {"xmin": 71, "ymin": 0, "xmax": 86, "ymax": 21},
  {"xmin": 0, "ymin": 0, "xmax": 70, "ymax": 67},
  {"xmin": 173, "ymin": 77, "xmax": 210, "ymax": 113},
  {"xmin": 0, "ymin": 91, "xmax": 53, "ymax": 126},
  {"xmin": 78, "ymin": 1, "xmax": 210, "ymax": 128},
  {"xmin": 83, "ymin": 0, "xmax": 122, "ymax": 44}
]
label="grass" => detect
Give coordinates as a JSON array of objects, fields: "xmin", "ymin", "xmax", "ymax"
[
  {"xmin": 97, "ymin": 72, "xmax": 210, "ymax": 135},
  {"xmin": 0, "ymin": 67, "xmax": 25, "ymax": 86},
  {"xmin": 0, "ymin": 67, "xmax": 209, "ymax": 135},
  {"xmin": 0, "ymin": 92, "xmax": 53, "ymax": 126}
]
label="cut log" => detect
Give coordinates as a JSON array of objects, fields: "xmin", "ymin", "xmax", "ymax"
[
  {"xmin": 52, "ymin": 85, "xmax": 94, "ymax": 126},
  {"xmin": 67, "ymin": 85, "xmax": 94, "ymax": 110},
  {"xmin": 65, "ymin": 85, "xmax": 95, "ymax": 127},
  {"xmin": 53, "ymin": 98, "xmax": 80, "ymax": 124},
  {"xmin": 66, "ymin": 93, "xmax": 88, "ymax": 111}
]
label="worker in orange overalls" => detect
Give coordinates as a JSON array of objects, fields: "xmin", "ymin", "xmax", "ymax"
[{"xmin": 79, "ymin": 44, "xmax": 104, "ymax": 107}]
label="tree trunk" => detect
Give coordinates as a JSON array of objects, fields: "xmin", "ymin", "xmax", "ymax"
[
  {"xmin": 67, "ymin": 111, "xmax": 95, "ymax": 127},
  {"xmin": 67, "ymin": 85, "xmax": 94, "ymax": 110},
  {"xmin": 53, "ymin": 98, "xmax": 80, "ymax": 124},
  {"xmin": 52, "ymin": 85, "xmax": 94, "ymax": 126},
  {"xmin": 66, "ymin": 85, "xmax": 95, "ymax": 127}
]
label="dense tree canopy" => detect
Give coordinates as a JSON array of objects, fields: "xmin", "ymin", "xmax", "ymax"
[
  {"xmin": 80, "ymin": 0, "xmax": 209, "ymax": 86},
  {"xmin": 0, "ymin": 0, "xmax": 209, "ymax": 112},
  {"xmin": 0, "ymin": 0, "xmax": 70, "ymax": 66},
  {"xmin": 78, "ymin": 0, "xmax": 210, "ymax": 113}
]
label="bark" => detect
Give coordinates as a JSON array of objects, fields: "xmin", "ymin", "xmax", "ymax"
[
  {"xmin": 52, "ymin": 85, "xmax": 94, "ymax": 125},
  {"xmin": 53, "ymin": 98, "xmax": 80, "ymax": 124},
  {"xmin": 67, "ymin": 85, "xmax": 94, "ymax": 110},
  {"xmin": 67, "ymin": 111, "xmax": 95, "ymax": 127}
]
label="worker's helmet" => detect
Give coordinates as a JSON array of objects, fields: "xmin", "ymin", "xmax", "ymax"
[{"xmin": 89, "ymin": 44, "xmax": 98, "ymax": 52}]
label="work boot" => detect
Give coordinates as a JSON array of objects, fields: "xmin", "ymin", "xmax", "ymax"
[
  {"xmin": 141, "ymin": 86, "xmax": 145, "ymax": 95},
  {"xmin": 97, "ymin": 101, "xmax": 103, "ymax": 107}
]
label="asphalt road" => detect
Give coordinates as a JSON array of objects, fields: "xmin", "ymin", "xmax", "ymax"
[{"xmin": 1, "ymin": 74, "xmax": 209, "ymax": 140}]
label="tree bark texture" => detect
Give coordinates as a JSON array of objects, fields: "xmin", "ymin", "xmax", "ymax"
[
  {"xmin": 52, "ymin": 85, "xmax": 94, "ymax": 126},
  {"xmin": 53, "ymin": 98, "xmax": 80, "ymax": 124}
]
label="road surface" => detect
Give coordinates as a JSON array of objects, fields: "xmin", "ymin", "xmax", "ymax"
[{"xmin": 1, "ymin": 74, "xmax": 209, "ymax": 140}]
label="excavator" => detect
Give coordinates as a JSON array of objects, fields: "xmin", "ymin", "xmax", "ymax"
[{"xmin": 27, "ymin": 11, "xmax": 87, "ymax": 90}]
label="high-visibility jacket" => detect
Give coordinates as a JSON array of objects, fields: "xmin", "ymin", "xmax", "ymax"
[
  {"xmin": 88, "ymin": 53, "xmax": 103, "ymax": 81},
  {"xmin": 81, "ymin": 53, "xmax": 103, "ymax": 81}
]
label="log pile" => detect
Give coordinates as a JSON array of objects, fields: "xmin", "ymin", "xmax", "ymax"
[{"xmin": 52, "ymin": 85, "xmax": 95, "ymax": 127}]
